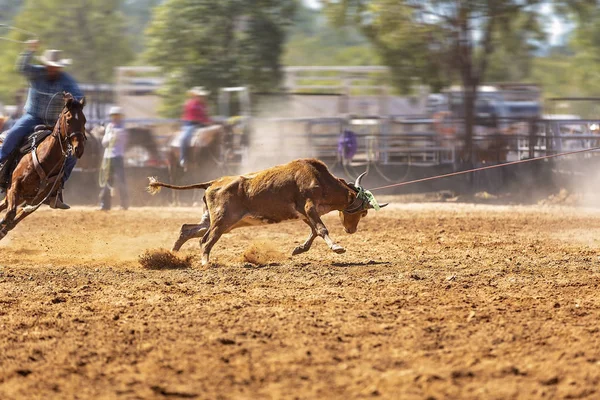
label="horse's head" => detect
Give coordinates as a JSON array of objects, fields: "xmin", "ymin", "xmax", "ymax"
[{"xmin": 59, "ymin": 93, "xmax": 87, "ymax": 159}]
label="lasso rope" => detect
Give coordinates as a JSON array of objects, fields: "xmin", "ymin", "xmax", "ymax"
[
  {"xmin": 98, "ymin": 155, "xmax": 112, "ymax": 189},
  {"xmin": 0, "ymin": 24, "xmax": 37, "ymax": 44},
  {"xmin": 368, "ymin": 146, "xmax": 600, "ymax": 192}
]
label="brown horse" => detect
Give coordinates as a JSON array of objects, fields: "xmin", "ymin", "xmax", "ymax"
[
  {"xmin": 0, "ymin": 94, "xmax": 86, "ymax": 240},
  {"xmin": 167, "ymin": 124, "xmax": 228, "ymax": 205}
]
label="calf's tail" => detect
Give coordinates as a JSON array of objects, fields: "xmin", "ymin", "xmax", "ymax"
[{"xmin": 147, "ymin": 177, "xmax": 212, "ymax": 195}]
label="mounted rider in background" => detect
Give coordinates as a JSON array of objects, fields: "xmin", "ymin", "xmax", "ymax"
[
  {"xmin": 179, "ymin": 86, "xmax": 211, "ymax": 168},
  {"xmin": 0, "ymin": 40, "xmax": 83, "ymax": 209}
]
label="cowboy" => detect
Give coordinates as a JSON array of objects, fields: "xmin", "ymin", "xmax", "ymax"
[
  {"xmin": 179, "ymin": 86, "xmax": 211, "ymax": 168},
  {"xmin": 98, "ymin": 106, "xmax": 129, "ymax": 211},
  {"xmin": 0, "ymin": 40, "xmax": 83, "ymax": 209}
]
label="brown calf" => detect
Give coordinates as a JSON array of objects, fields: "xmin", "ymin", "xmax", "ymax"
[{"xmin": 148, "ymin": 158, "xmax": 387, "ymax": 266}]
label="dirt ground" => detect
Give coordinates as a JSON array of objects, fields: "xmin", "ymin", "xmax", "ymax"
[{"xmin": 1, "ymin": 204, "xmax": 600, "ymax": 399}]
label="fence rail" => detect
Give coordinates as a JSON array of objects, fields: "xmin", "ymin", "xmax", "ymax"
[{"xmin": 247, "ymin": 116, "xmax": 600, "ymax": 168}]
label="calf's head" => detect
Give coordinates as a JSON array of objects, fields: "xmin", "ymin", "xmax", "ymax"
[{"xmin": 339, "ymin": 172, "xmax": 387, "ymax": 234}]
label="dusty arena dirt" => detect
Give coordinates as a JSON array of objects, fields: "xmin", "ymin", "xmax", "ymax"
[{"xmin": 1, "ymin": 204, "xmax": 600, "ymax": 399}]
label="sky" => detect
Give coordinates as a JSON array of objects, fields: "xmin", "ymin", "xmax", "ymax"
[{"xmin": 303, "ymin": 0, "xmax": 320, "ymax": 8}]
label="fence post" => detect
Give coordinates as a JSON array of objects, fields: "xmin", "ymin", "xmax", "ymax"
[{"xmin": 528, "ymin": 118, "xmax": 535, "ymax": 159}]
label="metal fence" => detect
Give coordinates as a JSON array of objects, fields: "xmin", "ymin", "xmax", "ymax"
[{"xmin": 245, "ymin": 116, "xmax": 600, "ymax": 169}]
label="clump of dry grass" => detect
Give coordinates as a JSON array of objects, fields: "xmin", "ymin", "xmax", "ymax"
[
  {"xmin": 139, "ymin": 249, "xmax": 193, "ymax": 270},
  {"xmin": 242, "ymin": 241, "xmax": 285, "ymax": 266}
]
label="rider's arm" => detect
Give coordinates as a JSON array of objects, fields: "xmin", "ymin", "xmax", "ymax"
[
  {"xmin": 16, "ymin": 50, "xmax": 45, "ymax": 81},
  {"xmin": 62, "ymin": 73, "xmax": 84, "ymax": 101}
]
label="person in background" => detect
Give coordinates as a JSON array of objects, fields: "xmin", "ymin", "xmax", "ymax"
[
  {"xmin": 179, "ymin": 86, "xmax": 211, "ymax": 168},
  {"xmin": 98, "ymin": 106, "xmax": 129, "ymax": 211}
]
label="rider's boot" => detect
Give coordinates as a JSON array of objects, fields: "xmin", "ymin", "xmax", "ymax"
[{"xmin": 44, "ymin": 189, "xmax": 70, "ymax": 210}]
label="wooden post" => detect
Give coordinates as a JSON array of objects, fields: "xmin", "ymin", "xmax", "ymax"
[{"xmin": 528, "ymin": 118, "xmax": 536, "ymax": 159}]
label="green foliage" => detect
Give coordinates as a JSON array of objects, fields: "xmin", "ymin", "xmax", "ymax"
[
  {"xmin": 284, "ymin": 5, "xmax": 379, "ymax": 66},
  {"xmin": 485, "ymin": 11, "xmax": 545, "ymax": 83},
  {"xmin": 120, "ymin": 0, "xmax": 162, "ymax": 53},
  {"xmin": 567, "ymin": 2, "xmax": 600, "ymax": 96},
  {"xmin": 0, "ymin": 0, "xmax": 134, "ymax": 103},
  {"xmin": 324, "ymin": 0, "xmax": 546, "ymax": 93},
  {"xmin": 145, "ymin": 0, "xmax": 296, "ymax": 117}
]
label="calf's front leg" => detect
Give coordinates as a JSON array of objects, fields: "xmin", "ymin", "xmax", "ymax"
[
  {"xmin": 304, "ymin": 201, "xmax": 346, "ymax": 254},
  {"xmin": 292, "ymin": 221, "xmax": 317, "ymax": 256}
]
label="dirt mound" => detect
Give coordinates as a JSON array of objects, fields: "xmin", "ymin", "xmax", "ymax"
[
  {"xmin": 139, "ymin": 249, "xmax": 193, "ymax": 270},
  {"xmin": 538, "ymin": 188, "xmax": 581, "ymax": 206},
  {"xmin": 242, "ymin": 240, "xmax": 286, "ymax": 266}
]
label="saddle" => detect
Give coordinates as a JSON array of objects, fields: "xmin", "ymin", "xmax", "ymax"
[
  {"xmin": 170, "ymin": 124, "xmax": 220, "ymax": 149},
  {"xmin": 0, "ymin": 126, "xmax": 54, "ymax": 189}
]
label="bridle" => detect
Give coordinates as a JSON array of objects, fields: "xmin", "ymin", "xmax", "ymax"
[{"xmin": 54, "ymin": 104, "xmax": 86, "ymax": 157}]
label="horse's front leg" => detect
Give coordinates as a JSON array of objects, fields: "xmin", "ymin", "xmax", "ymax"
[
  {"xmin": 2, "ymin": 205, "xmax": 35, "ymax": 239},
  {"xmin": 0, "ymin": 196, "xmax": 7, "ymax": 214},
  {"xmin": 0, "ymin": 187, "xmax": 19, "ymax": 240}
]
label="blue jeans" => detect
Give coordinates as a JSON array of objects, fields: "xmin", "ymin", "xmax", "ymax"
[
  {"xmin": 0, "ymin": 112, "xmax": 77, "ymax": 187},
  {"xmin": 0, "ymin": 113, "xmax": 42, "ymax": 162},
  {"xmin": 99, "ymin": 156, "xmax": 129, "ymax": 210},
  {"xmin": 179, "ymin": 122, "xmax": 201, "ymax": 164}
]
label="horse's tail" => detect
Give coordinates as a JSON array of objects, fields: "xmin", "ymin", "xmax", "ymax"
[{"xmin": 147, "ymin": 177, "xmax": 212, "ymax": 195}]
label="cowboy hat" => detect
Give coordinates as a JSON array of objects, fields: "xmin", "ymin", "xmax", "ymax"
[
  {"xmin": 188, "ymin": 86, "xmax": 210, "ymax": 96},
  {"xmin": 38, "ymin": 49, "xmax": 72, "ymax": 68},
  {"xmin": 108, "ymin": 106, "xmax": 123, "ymax": 116}
]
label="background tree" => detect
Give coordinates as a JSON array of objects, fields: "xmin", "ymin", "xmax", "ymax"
[
  {"xmin": 121, "ymin": 0, "xmax": 163, "ymax": 53},
  {"xmin": 284, "ymin": 4, "xmax": 379, "ymax": 66},
  {"xmin": 325, "ymin": 0, "xmax": 546, "ymax": 166},
  {"xmin": 145, "ymin": 0, "xmax": 296, "ymax": 117},
  {"xmin": 567, "ymin": 2, "xmax": 600, "ymax": 96}
]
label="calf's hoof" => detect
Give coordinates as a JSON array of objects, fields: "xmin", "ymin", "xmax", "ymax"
[
  {"xmin": 292, "ymin": 246, "xmax": 307, "ymax": 256},
  {"xmin": 331, "ymin": 245, "xmax": 346, "ymax": 254},
  {"xmin": 201, "ymin": 256, "xmax": 210, "ymax": 268}
]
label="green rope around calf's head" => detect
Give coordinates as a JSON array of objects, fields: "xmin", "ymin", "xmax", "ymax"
[{"xmin": 345, "ymin": 172, "xmax": 388, "ymax": 213}]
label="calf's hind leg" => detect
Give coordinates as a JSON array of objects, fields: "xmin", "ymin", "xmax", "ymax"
[
  {"xmin": 199, "ymin": 211, "xmax": 243, "ymax": 267},
  {"xmin": 172, "ymin": 211, "xmax": 210, "ymax": 251}
]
